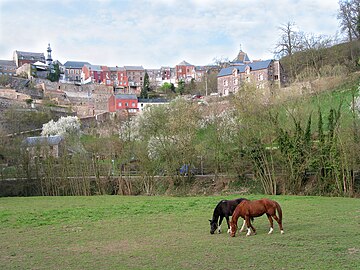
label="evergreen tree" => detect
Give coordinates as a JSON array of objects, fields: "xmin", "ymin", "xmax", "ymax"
[
  {"xmin": 140, "ymin": 72, "xmax": 150, "ymax": 98},
  {"xmin": 47, "ymin": 63, "xmax": 61, "ymax": 82},
  {"xmin": 177, "ymin": 80, "xmax": 185, "ymax": 95}
]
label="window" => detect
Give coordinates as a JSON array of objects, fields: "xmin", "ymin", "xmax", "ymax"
[
  {"xmin": 118, "ymin": 102, "xmax": 122, "ymax": 107},
  {"xmin": 258, "ymin": 74, "xmax": 264, "ymax": 81},
  {"xmin": 125, "ymin": 102, "xmax": 128, "ymax": 107},
  {"xmin": 132, "ymin": 102, "xmax": 135, "ymax": 107}
]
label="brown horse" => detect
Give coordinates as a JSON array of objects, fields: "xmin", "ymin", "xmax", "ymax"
[{"xmin": 229, "ymin": 198, "xmax": 284, "ymax": 237}]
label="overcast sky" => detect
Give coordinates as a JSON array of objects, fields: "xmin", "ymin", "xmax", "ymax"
[{"xmin": 0, "ymin": 0, "xmax": 340, "ymax": 68}]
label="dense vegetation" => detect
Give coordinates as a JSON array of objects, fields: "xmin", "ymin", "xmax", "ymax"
[{"xmin": 1, "ymin": 73, "xmax": 360, "ymax": 197}]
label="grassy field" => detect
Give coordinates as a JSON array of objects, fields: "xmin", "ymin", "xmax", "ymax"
[{"xmin": 0, "ymin": 195, "xmax": 359, "ymax": 270}]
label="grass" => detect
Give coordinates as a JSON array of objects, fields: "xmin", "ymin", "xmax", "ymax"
[{"xmin": 0, "ymin": 195, "xmax": 359, "ymax": 270}]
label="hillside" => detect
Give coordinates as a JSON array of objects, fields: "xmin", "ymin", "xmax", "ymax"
[{"xmin": 280, "ymin": 40, "xmax": 360, "ymax": 81}]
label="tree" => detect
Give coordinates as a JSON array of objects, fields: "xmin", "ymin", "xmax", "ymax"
[
  {"xmin": 273, "ymin": 22, "xmax": 303, "ymax": 58},
  {"xmin": 140, "ymin": 72, "xmax": 150, "ymax": 99},
  {"xmin": 47, "ymin": 63, "xmax": 61, "ymax": 82},
  {"xmin": 338, "ymin": 0, "xmax": 360, "ymax": 42},
  {"xmin": 177, "ymin": 80, "xmax": 185, "ymax": 95},
  {"xmin": 41, "ymin": 116, "xmax": 81, "ymax": 136},
  {"xmin": 274, "ymin": 22, "xmax": 303, "ymax": 80}
]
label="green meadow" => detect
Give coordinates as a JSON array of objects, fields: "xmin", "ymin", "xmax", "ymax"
[{"xmin": 0, "ymin": 195, "xmax": 359, "ymax": 269}]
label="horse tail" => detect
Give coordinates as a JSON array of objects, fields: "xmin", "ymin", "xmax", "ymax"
[{"xmin": 275, "ymin": 201, "xmax": 283, "ymax": 223}]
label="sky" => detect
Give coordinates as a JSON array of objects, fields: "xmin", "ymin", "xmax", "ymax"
[{"xmin": 0, "ymin": 0, "xmax": 341, "ymax": 69}]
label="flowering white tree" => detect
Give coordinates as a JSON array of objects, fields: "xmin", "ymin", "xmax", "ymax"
[{"xmin": 41, "ymin": 116, "xmax": 81, "ymax": 136}]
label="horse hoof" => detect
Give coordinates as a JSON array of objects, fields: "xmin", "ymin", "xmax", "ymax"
[{"xmin": 281, "ymin": 230, "xmax": 284, "ymax": 234}]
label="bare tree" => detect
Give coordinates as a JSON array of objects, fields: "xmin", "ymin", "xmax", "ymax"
[
  {"xmin": 273, "ymin": 22, "xmax": 303, "ymax": 58},
  {"xmin": 299, "ymin": 33, "xmax": 334, "ymax": 78},
  {"xmin": 337, "ymin": 0, "xmax": 360, "ymax": 42}
]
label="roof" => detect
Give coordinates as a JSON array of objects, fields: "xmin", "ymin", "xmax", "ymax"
[
  {"xmin": 33, "ymin": 61, "xmax": 48, "ymax": 66},
  {"xmin": 84, "ymin": 64, "xmax": 102, "ymax": 71},
  {"xmin": 124, "ymin": 66, "xmax": 144, "ymax": 71},
  {"xmin": 64, "ymin": 61, "xmax": 91, "ymax": 68},
  {"xmin": 138, "ymin": 98, "xmax": 169, "ymax": 103},
  {"xmin": 109, "ymin": 66, "xmax": 125, "ymax": 71},
  {"xmin": 217, "ymin": 60, "xmax": 273, "ymax": 77},
  {"xmin": 177, "ymin": 60, "xmax": 192, "ymax": 66},
  {"xmin": 0, "ymin": 60, "xmax": 16, "ymax": 67},
  {"xmin": 115, "ymin": 94, "xmax": 138, "ymax": 100},
  {"xmin": 23, "ymin": 135, "xmax": 64, "ymax": 147},
  {"xmin": 15, "ymin": 51, "xmax": 45, "ymax": 59},
  {"xmin": 233, "ymin": 50, "xmax": 251, "ymax": 63}
]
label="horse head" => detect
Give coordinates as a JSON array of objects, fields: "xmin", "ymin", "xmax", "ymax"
[
  {"xmin": 209, "ymin": 219, "xmax": 218, "ymax": 234},
  {"xmin": 229, "ymin": 220, "xmax": 237, "ymax": 237}
]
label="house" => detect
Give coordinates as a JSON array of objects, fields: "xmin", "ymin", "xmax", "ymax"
[
  {"xmin": 0, "ymin": 60, "xmax": 17, "ymax": 76},
  {"xmin": 108, "ymin": 94, "xmax": 138, "ymax": 113},
  {"xmin": 137, "ymin": 98, "xmax": 169, "ymax": 112},
  {"xmin": 22, "ymin": 135, "xmax": 64, "ymax": 159},
  {"xmin": 110, "ymin": 66, "xmax": 128, "ymax": 91},
  {"xmin": 13, "ymin": 50, "xmax": 45, "ymax": 67},
  {"xmin": 82, "ymin": 64, "xmax": 102, "ymax": 84},
  {"xmin": 175, "ymin": 60, "xmax": 195, "ymax": 83},
  {"xmin": 124, "ymin": 66, "xmax": 145, "ymax": 93},
  {"xmin": 101, "ymin": 66, "xmax": 112, "ymax": 86},
  {"xmin": 217, "ymin": 59, "xmax": 286, "ymax": 96},
  {"xmin": 63, "ymin": 61, "xmax": 90, "ymax": 82}
]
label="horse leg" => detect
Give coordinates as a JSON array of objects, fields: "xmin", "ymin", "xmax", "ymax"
[
  {"xmin": 245, "ymin": 216, "xmax": 256, "ymax": 236},
  {"xmin": 225, "ymin": 216, "xmax": 231, "ymax": 233},
  {"xmin": 272, "ymin": 215, "xmax": 284, "ymax": 234},
  {"xmin": 218, "ymin": 216, "xmax": 224, "ymax": 233},
  {"xmin": 266, "ymin": 214, "xmax": 274, "ymax": 234},
  {"xmin": 239, "ymin": 219, "xmax": 246, "ymax": 233}
]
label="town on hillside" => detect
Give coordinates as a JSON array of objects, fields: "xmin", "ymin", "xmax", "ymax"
[{"xmin": 0, "ymin": 43, "xmax": 287, "ymax": 118}]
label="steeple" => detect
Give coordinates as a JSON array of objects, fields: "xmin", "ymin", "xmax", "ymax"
[{"xmin": 46, "ymin": 43, "xmax": 53, "ymax": 65}]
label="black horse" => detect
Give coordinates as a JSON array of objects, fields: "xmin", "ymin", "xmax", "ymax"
[{"xmin": 209, "ymin": 198, "xmax": 249, "ymax": 234}]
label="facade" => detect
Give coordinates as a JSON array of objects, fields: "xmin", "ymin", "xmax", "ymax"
[
  {"xmin": 13, "ymin": 50, "xmax": 45, "ymax": 67},
  {"xmin": 124, "ymin": 66, "xmax": 145, "ymax": 93},
  {"xmin": 217, "ymin": 59, "xmax": 286, "ymax": 96},
  {"xmin": 22, "ymin": 135, "xmax": 64, "ymax": 159},
  {"xmin": 0, "ymin": 60, "xmax": 17, "ymax": 76},
  {"xmin": 101, "ymin": 66, "xmax": 111, "ymax": 86},
  {"xmin": 82, "ymin": 64, "xmax": 102, "ymax": 83},
  {"xmin": 64, "ymin": 61, "xmax": 90, "ymax": 82},
  {"xmin": 108, "ymin": 94, "xmax": 138, "ymax": 113},
  {"xmin": 137, "ymin": 98, "xmax": 169, "ymax": 112},
  {"xmin": 175, "ymin": 60, "xmax": 195, "ymax": 82}
]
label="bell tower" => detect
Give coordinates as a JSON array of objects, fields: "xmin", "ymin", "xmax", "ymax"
[{"xmin": 46, "ymin": 43, "xmax": 53, "ymax": 65}]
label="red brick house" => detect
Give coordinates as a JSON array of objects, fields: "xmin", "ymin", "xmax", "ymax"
[
  {"xmin": 124, "ymin": 66, "xmax": 145, "ymax": 94},
  {"xmin": 101, "ymin": 66, "xmax": 112, "ymax": 86},
  {"xmin": 108, "ymin": 94, "xmax": 138, "ymax": 113},
  {"xmin": 13, "ymin": 50, "xmax": 45, "ymax": 67},
  {"xmin": 110, "ymin": 66, "xmax": 128, "ymax": 89},
  {"xmin": 175, "ymin": 60, "xmax": 195, "ymax": 83},
  {"xmin": 82, "ymin": 64, "xmax": 103, "ymax": 84}
]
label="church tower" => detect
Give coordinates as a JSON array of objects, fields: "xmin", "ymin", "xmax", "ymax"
[{"xmin": 46, "ymin": 43, "xmax": 53, "ymax": 65}]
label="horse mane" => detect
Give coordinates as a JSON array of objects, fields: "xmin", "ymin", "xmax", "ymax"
[{"xmin": 211, "ymin": 200, "xmax": 225, "ymax": 221}]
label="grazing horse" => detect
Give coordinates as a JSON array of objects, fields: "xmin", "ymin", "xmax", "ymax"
[
  {"xmin": 209, "ymin": 198, "xmax": 249, "ymax": 234},
  {"xmin": 229, "ymin": 198, "xmax": 284, "ymax": 237}
]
